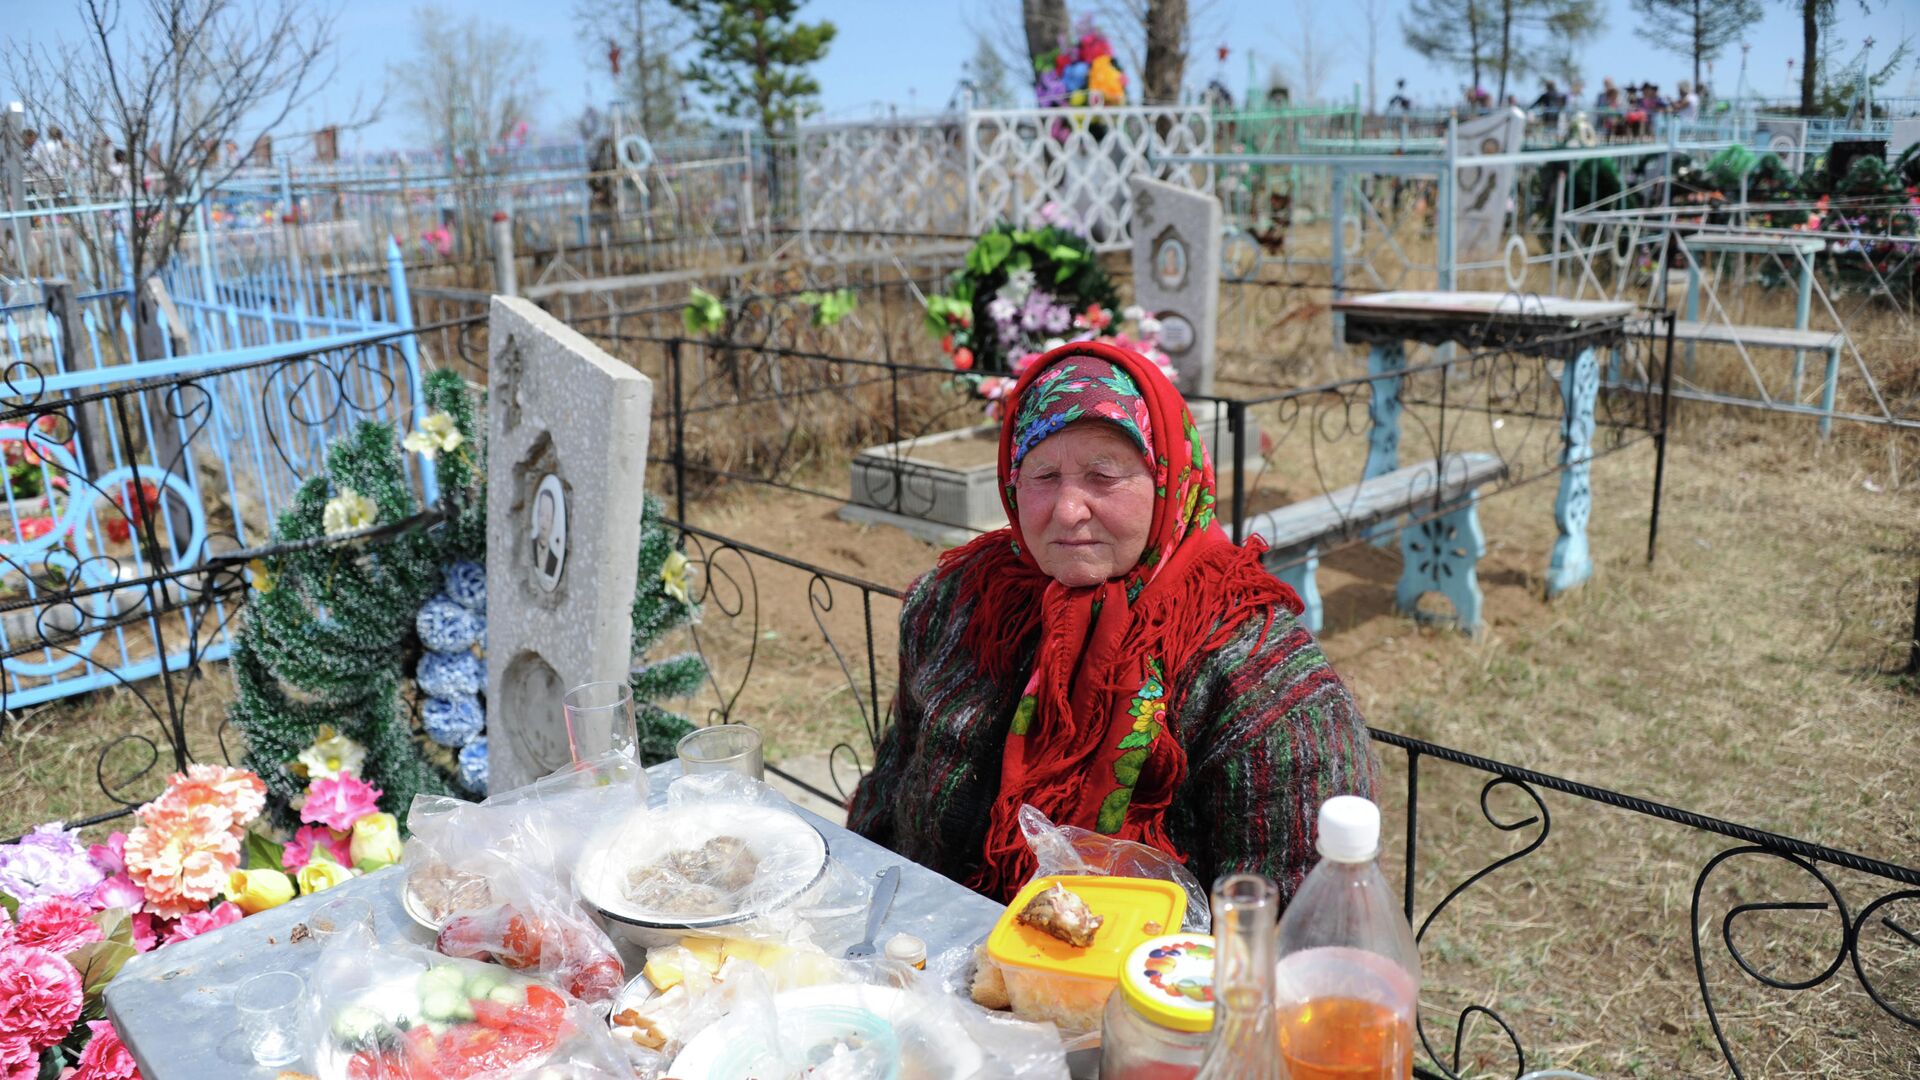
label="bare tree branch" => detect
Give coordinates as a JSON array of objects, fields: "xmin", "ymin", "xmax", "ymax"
[{"xmin": 4, "ymin": 0, "xmax": 378, "ymax": 308}]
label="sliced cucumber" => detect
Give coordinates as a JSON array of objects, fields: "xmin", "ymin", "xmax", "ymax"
[{"xmin": 421, "ymin": 988, "xmax": 467, "ymax": 1022}]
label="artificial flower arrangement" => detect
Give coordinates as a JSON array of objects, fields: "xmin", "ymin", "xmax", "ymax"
[
  {"xmin": 926, "ymin": 203, "xmax": 1181, "ymax": 414},
  {"xmin": 1034, "ymin": 16, "xmax": 1127, "ymax": 109},
  {"xmin": 0, "ymin": 737, "xmax": 400, "ymax": 1079},
  {"xmin": 925, "ymin": 202, "xmax": 1120, "ymax": 376},
  {"xmin": 974, "ymin": 304, "xmax": 1178, "ymax": 419}
]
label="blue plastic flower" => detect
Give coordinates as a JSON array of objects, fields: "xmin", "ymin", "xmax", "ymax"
[
  {"xmin": 458, "ymin": 738, "xmax": 489, "ymax": 795},
  {"xmin": 443, "ymin": 560, "xmax": 486, "ymax": 612},
  {"xmin": 1064, "ymin": 61, "xmax": 1090, "ymax": 92},
  {"xmin": 417, "ymin": 649, "xmax": 485, "ymax": 698},
  {"xmin": 417, "ymin": 593, "xmax": 481, "ymax": 652},
  {"xmin": 424, "ymin": 693, "xmax": 485, "ymax": 748}
]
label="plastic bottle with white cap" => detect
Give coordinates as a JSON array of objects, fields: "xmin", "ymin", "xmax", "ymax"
[{"xmin": 1272, "ymin": 796, "xmax": 1422, "ymax": 1080}]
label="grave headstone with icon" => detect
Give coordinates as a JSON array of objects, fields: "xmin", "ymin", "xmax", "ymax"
[
  {"xmin": 485, "ymin": 296, "xmax": 653, "ymax": 791},
  {"xmin": 1128, "ymin": 175, "xmax": 1220, "ymax": 397}
]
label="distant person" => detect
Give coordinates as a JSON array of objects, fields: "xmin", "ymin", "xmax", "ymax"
[
  {"xmin": 1596, "ymin": 78, "xmax": 1621, "ymax": 110},
  {"xmin": 1672, "ymin": 80, "xmax": 1699, "ymax": 121},
  {"xmin": 1387, "ymin": 78, "xmax": 1414, "ymax": 113},
  {"xmin": 1530, "ymin": 79, "xmax": 1568, "ymax": 124}
]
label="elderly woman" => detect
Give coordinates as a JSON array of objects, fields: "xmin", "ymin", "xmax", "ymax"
[{"xmin": 849, "ymin": 342, "xmax": 1377, "ymax": 902}]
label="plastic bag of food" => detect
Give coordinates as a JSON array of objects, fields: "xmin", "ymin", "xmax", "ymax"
[
  {"xmin": 607, "ymin": 946, "xmax": 785, "ymax": 1077},
  {"xmin": 304, "ymin": 924, "xmax": 629, "ymax": 1080},
  {"xmin": 575, "ymin": 770, "xmax": 837, "ymax": 945},
  {"xmin": 1017, "ymin": 803, "xmax": 1209, "ymax": 933},
  {"xmin": 403, "ymin": 750, "xmax": 649, "ymax": 928},
  {"xmin": 635, "ymin": 960, "xmax": 1072, "ymax": 1080},
  {"xmin": 891, "ymin": 973, "xmax": 1073, "ymax": 1080},
  {"xmin": 432, "ymin": 862, "xmax": 628, "ymax": 1004}
]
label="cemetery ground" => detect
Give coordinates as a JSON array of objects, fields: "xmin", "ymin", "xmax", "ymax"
[{"xmin": 2, "ymin": 267, "xmax": 1915, "ymax": 1074}]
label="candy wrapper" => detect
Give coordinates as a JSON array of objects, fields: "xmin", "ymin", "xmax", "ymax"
[{"xmin": 303, "ymin": 926, "xmax": 628, "ymax": 1080}]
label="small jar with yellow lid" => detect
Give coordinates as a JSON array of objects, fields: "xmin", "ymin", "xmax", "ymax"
[{"xmin": 1099, "ymin": 933, "xmax": 1217, "ymax": 1080}]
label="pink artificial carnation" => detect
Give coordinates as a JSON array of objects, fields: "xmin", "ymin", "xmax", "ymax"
[
  {"xmin": 161, "ymin": 902, "xmax": 241, "ymax": 946},
  {"xmin": 89, "ymin": 875, "xmax": 145, "ymax": 913},
  {"xmin": 281, "ymin": 825, "xmax": 353, "ymax": 872},
  {"xmin": 127, "ymin": 914, "xmax": 160, "ymax": 953},
  {"xmin": 0, "ymin": 1035, "xmax": 37, "ymax": 1080},
  {"xmin": 299, "ymin": 774, "xmax": 383, "ymax": 832},
  {"xmin": 123, "ymin": 802, "xmax": 242, "ymax": 920},
  {"xmin": 13, "ymin": 897, "xmax": 102, "ymax": 956},
  {"xmin": 88, "ymin": 833, "xmax": 127, "ymax": 876},
  {"xmin": 141, "ymin": 764, "xmax": 266, "ymax": 835},
  {"xmin": 0, "ymin": 945, "xmax": 83, "ymax": 1052},
  {"xmin": 60, "ymin": 1019, "xmax": 141, "ymax": 1080}
]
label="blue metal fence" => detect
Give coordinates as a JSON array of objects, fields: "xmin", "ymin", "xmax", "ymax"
[{"xmin": 0, "ymin": 239, "xmax": 429, "ymax": 709}]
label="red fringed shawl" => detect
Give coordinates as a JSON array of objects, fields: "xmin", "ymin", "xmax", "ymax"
[{"xmin": 942, "ymin": 341, "xmax": 1302, "ymax": 901}]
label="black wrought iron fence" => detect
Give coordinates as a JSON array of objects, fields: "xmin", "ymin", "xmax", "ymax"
[
  {"xmin": 660, "ymin": 513, "xmax": 1920, "ymax": 1080},
  {"xmin": 0, "ymin": 317, "xmax": 477, "ymax": 839}
]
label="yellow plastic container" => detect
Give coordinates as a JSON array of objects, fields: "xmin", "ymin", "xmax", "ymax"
[{"xmin": 986, "ymin": 875, "xmax": 1189, "ymax": 1033}]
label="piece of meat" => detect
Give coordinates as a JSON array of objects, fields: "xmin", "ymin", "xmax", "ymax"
[{"xmin": 1015, "ymin": 882, "xmax": 1103, "ymax": 948}]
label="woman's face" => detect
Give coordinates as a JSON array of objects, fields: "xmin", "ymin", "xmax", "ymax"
[{"xmin": 1015, "ymin": 421, "xmax": 1154, "ymax": 588}]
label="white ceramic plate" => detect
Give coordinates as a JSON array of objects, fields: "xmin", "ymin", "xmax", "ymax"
[
  {"xmin": 668, "ymin": 984, "xmax": 987, "ymax": 1079},
  {"xmin": 574, "ymin": 803, "xmax": 830, "ymax": 934}
]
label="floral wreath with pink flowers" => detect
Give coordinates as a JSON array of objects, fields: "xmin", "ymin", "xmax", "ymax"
[{"xmin": 928, "ymin": 204, "xmax": 1179, "ymax": 419}]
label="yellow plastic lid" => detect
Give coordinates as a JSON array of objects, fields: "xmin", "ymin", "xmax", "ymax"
[
  {"xmin": 1118, "ymin": 934, "xmax": 1217, "ymax": 1033},
  {"xmin": 986, "ymin": 875, "xmax": 1189, "ymax": 981}
]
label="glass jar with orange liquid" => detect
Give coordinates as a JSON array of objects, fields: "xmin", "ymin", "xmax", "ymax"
[{"xmin": 1273, "ymin": 796, "xmax": 1421, "ymax": 1080}]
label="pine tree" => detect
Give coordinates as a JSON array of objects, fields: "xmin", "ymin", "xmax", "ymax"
[
  {"xmin": 630, "ymin": 492, "xmax": 704, "ymax": 763},
  {"xmin": 229, "ymin": 370, "xmax": 481, "ymax": 823},
  {"xmin": 1404, "ymin": 0, "xmax": 1599, "ymax": 103},
  {"xmin": 968, "ymin": 34, "xmax": 1015, "ymax": 109},
  {"xmin": 1631, "ymin": 0, "xmax": 1763, "ymax": 91},
  {"xmin": 664, "ymin": 0, "xmax": 836, "ymax": 138}
]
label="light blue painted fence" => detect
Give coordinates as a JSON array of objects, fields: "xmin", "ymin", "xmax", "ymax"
[{"xmin": 0, "ymin": 239, "xmax": 432, "ymax": 709}]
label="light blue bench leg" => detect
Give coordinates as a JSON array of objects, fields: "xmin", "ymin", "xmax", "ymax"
[
  {"xmin": 1819, "ymin": 344, "xmax": 1839, "ymax": 440},
  {"xmin": 1273, "ymin": 548, "xmax": 1323, "ymax": 635},
  {"xmin": 1547, "ymin": 345, "xmax": 1598, "ymax": 597},
  {"xmin": 1363, "ymin": 341, "xmax": 1405, "ymax": 547},
  {"xmin": 1605, "ymin": 346, "xmax": 1621, "ymax": 388},
  {"xmin": 1396, "ymin": 491, "xmax": 1487, "ymax": 635}
]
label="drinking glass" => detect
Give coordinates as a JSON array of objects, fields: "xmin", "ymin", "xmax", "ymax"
[
  {"xmin": 677, "ymin": 723, "xmax": 765, "ymax": 780},
  {"xmin": 235, "ymin": 970, "xmax": 305, "ymax": 1067},
  {"xmin": 309, "ymin": 895, "xmax": 374, "ymax": 944},
  {"xmin": 563, "ymin": 680, "xmax": 637, "ymax": 762}
]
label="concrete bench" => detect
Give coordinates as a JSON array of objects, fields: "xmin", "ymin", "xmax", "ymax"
[
  {"xmin": 1626, "ymin": 317, "xmax": 1846, "ymax": 437},
  {"xmin": 1243, "ymin": 452, "xmax": 1509, "ymax": 635}
]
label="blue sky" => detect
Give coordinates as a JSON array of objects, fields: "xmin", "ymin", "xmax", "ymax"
[{"xmin": 7, "ymin": 0, "xmax": 1915, "ymax": 154}]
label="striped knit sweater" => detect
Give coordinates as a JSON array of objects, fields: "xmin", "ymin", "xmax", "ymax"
[{"xmin": 848, "ymin": 556, "xmax": 1380, "ymax": 903}]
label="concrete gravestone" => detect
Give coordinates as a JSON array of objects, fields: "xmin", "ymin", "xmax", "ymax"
[
  {"xmin": 1128, "ymin": 176, "xmax": 1220, "ymax": 397},
  {"xmin": 1453, "ymin": 106, "xmax": 1526, "ymax": 260},
  {"xmin": 486, "ymin": 296, "xmax": 653, "ymax": 791}
]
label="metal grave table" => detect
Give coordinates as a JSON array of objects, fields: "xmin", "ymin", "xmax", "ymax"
[
  {"xmin": 1331, "ymin": 290, "xmax": 1635, "ymax": 598},
  {"xmin": 103, "ymin": 762, "xmax": 1004, "ymax": 1079}
]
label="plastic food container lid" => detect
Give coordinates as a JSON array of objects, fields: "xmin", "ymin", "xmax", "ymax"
[
  {"xmin": 987, "ymin": 875, "xmax": 1189, "ymax": 981},
  {"xmin": 1119, "ymin": 934, "xmax": 1217, "ymax": 1033}
]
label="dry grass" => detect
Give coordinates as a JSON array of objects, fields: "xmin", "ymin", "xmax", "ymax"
[{"xmin": 0, "ymin": 666, "xmax": 233, "ymax": 839}]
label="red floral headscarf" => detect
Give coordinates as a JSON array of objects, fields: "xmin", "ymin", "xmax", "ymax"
[{"xmin": 938, "ymin": 340, "xmax": 1303, "ymax": 900}]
